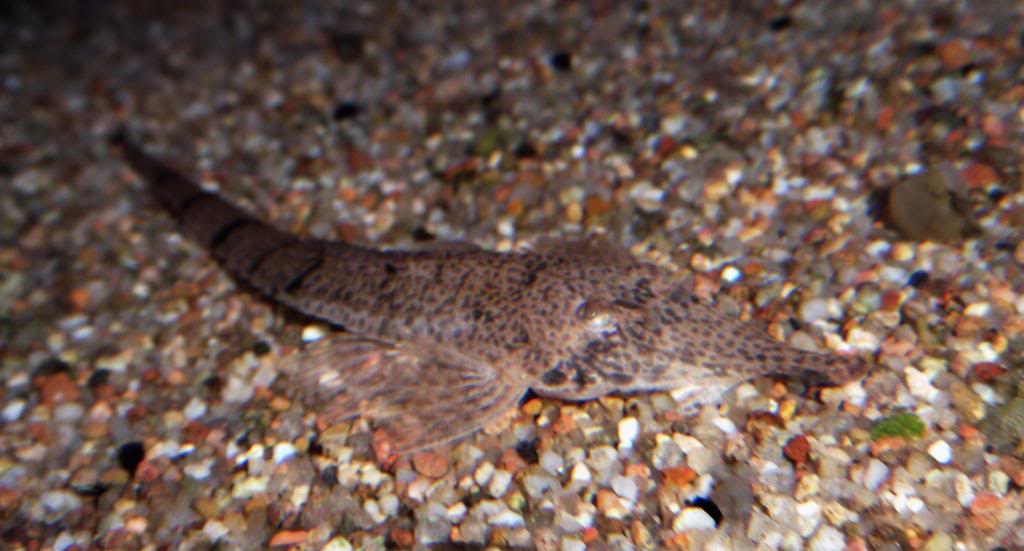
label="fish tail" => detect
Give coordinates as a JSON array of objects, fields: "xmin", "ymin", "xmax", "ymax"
[{"xmin": 110, "ymin": 132, "xmax": 304, "ymax": 288}]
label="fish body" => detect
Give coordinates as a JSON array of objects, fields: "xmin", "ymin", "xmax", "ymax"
[{"xmin": 113, "ymin": 134, "xmax": 865, "ymax": 453}]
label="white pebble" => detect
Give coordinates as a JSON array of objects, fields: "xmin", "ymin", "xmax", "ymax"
[
  {"xmin": 800, "ymin": 298, "xmax": 840, "ymax": 323},
  {"xmin": 53, "ymin": 532, "xmax": 78, "ymax": 551},
  {"xmin": 379, "ymin": 494, "xmax": 400, "ymax": 516},
  {"xmin": 988, "ymin": 470, "xmax": 1010, "ymax": 494},
  {"xmin": 202, "ymin": 519, "xmax": 229, "ymax": 541},
  {"xmin": 672, "ymin": 507, "xmax": 717, "ymax": 532},
  {"xmin": 618, "ymin": 417, "xmax": 640, "ymax": 450},
  {"xmin": 846, "ymin": 327, "xmax": 880, "ymax": 351},
  {"xmin": 364, "ymin": 499, "xmax": 387, "ymax": 524},
  {"xmin": 795, "ymin": 500, "xmax": 822, "ymax": 537},
  {"xmin": 184, "ymin": 458, "xmax": 214, "ymax": 480},
  {"xmin": 711, "ymin": 416, "xmax": 738, "ymax": 435},
  {"xmin": 808, "ymin": 525, "xmax": 846, "ymax": 551},
  {"xmin": 862, "ymin": 459, "xmax": 890, "ymax": 491},
  {"xmin": 927, "ymin": 440, "xmax": 952, "ymax": 464},
  {"xmin": 630, "ymin": 181, "xmax": 665, "ymax": 212},
  {"xmin": 905, "ymin": 366, "xmax": 942, "ymax": 403},
  {"xmin": 40, "ymin": 490, "xmax": 81, "ymax": 515},
  {"xmin": 301, "ymin": 324, "xmax": 328, "ymax": 342},
  {"xmin": 488, "ymin": 469, "xmax": 512, "ymax": 497},
  {"xmin": 964, "ymin": 302, "xmax": 991, "ymax": 317},
  {"xmin": 970, "ymin": 382, "xmax": 1001, "ymax": 405},
  {"xmin": 570, "ymin": 463, "xmax": 592, "ymax": 483},
  {"xmin": 721, "ymin": 265, "xmax": 742, "ymax": 283},
  {"xmin": 540, "ymin": 450, "xmax": 565, "ymax": 475},
  {"xmin": 562, "ymin": 538, "xmax": 586, "ymax": 551},
  {"xmin": 474, "ymin": 461, "xmax": 495, "ymax": 486},
  {"xmin": 489, "ymin": 510, "xmax": 525, "ymax": 527},
  {"xmin": 232, "ymin": 476, "xmax": 268, "ymax": 499},
  {"xmin": 273, "ymin": 442, "xmax": 297, "ymax": 465},
  {"xmin": 183, "ymin": 397, "xmax": 207, "ymax": 421},
  {"xmin": 446, "ymin": 502, "xmax": 467, "ymax": 523},
  {"xmin": 221, "ymin": 376, "xmax": 253, "ymax": 403},
  {"xmin": 54, "ymin": 403, "xmax": 84, "ymax": 424},
  {"xmin": 321, "ymin": 536, "xmax": 354, "ymax": 551},
  {"xmin": 610, "ymin": 474, "xmax": 639, "ymax": 502},
  {"xmin": 1, "ymin": 399, "xmax": 25, "ymax": 422},
  {"xmin": 954, "ymin": 472, "xmax": 975, "ymax": 507}
]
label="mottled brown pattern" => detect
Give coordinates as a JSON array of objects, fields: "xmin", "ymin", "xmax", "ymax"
[{"xmin": 113, "ymin": 135, "xmax": 867, "ymax": 453}]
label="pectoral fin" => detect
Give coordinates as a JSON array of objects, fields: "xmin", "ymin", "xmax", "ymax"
[{"xmin": 281, "ymin": 336, "xmax": 526, "ymax": 455}]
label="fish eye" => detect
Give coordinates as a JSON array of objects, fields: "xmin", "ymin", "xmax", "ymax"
[{"xmin": 576, "ymin": 301, "xmax": 617, "ymax": 333}]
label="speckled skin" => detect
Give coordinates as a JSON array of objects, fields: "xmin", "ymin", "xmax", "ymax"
[{"xmin": 114, "ymin": 135, "xmax": 866, "ymax": 452}]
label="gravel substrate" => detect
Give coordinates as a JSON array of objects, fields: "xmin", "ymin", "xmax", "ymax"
[{"xmin": 2, "ymin": 1, "xmax": 1023, "ymax": 549}]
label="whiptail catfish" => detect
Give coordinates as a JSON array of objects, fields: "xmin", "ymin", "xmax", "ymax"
[{"xmin": 112, "ymin": 133, "xmax": 866, "ymax": 455}]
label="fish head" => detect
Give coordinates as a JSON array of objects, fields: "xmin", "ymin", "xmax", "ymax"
[{"xmin": 531, "ymin": 270, "xmax": 866, "ymax": 400}]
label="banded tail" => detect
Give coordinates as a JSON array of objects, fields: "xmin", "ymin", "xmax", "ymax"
[{"xmin": 110, "ymin": 133, "xmax": 347, "ymax": 316}]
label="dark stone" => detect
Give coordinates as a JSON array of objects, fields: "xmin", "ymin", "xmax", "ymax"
[
  {"xmin": 768, "ymin": 15, "xmax": 792, "ymax": 31},
  {"xmin": 906, "ymin": 270, "xmax": 929, "ymax": 288},
  {"xmin": 332, "ymin": 101, "xmax": 362, "ymax": 120},
  {"xmin": 549, "ymin": 51, "xmax": 572, "ymax": 71},
  {"xmin": 515, "ymin": 438, "xmax": 539, "ymax": 464},
  {"xmin": 117, "ymin": 441, "xmax": 146, "ymax": 475}
]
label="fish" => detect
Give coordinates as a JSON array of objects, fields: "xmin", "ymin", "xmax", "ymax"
[{"xmin": 111, "ymin": 133, "xmax": 866, "ymax": 455}]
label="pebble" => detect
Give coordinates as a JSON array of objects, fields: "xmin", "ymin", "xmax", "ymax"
[
  {"xmin": 301, "ymin": 324, "xmax": 328, "ymax": 342},
  {"xmin": 487, "ymin": 469, "xmax": 512, "ymax": 497},
  {"xmin": 846, "ymin": 327, "xmax": 880, "ymax": 351},
  {"xmin": 54, "ymin": 403, "xmax": 84, "ymax": 423},
  {"xmin": 183, "ymin": 458, "xmax": 214, "ymax": 480},
  {"xmin": 446, "ymin": 502, "xmax": 467, "ymax": 523},
  {"xmin": 457, "ymin": 519, "xmax": 487, "ymax": 544},
  {"xmin": 183, "ymin": 397, "xmax": 207, "ymax": 421},
  {"xmin": 39, "ymin": 491, "xmax": 82, "ymax": 518},
  {"xmin": 272, "ymin": 442, "xmax": 297, "ymax": 465},
  {"xmin": 617, "ymin": 417, "xmax": 639, "ymax": 450},
  {"xmin": 711, "ymin": 416, "xmax": 738, "ymax": 435},
  {"xmin": 1, "ymin": 399, "xmax": 25, "ymax": 422},
  {"xmin": 202, "ymin": 519, "xmax": 229, "ymax": 541},
  {"xmin": 321, "ymin": 536, "xmax": 354, "ymax": 551},
  {"xmin": 905, "ymin": 367, "xmax": 941, "ymax": 403},
  {"xmin": 808, "ymin": 525, "xmax": 846, "ymax": 551},
  {"xmin": 651, "ymin": 435, "xmax": 683, "ymax": 469},
  {"xmin": 672, "ymin": 507, "xmax": 717, "ymax": 531},
  {"xmin": 523, "ymin": 472, "xmax": 560, "ymax": 498},
  {"xmin": 794, "ymin": 473, "xmax": 820, "ymax": 499},
  {"xmin": 53, "ymin": 532, "xmax": 79, "ymax": 551},
  {"xmin": 570, "ymin": 463, "xmax": 591, "ymax": 484},
  {"xmin": 610, "ymin": 474, "xmax": 639, "ymax": 502},
  {"xmin": 800, "ymin": 297, "xmax": 840, "ymax": 323},
  {"xmin": 586, "ymin": 446, "xmax": 621, "ymax": 482},
  {"xmin": 412, "ymin": 451, "xmax": 449, "ymax": 478},
  {"xmin": 222, "ymin": 376, "xmax": 254, "ymax": 403},
  {"xmin": 363, "ymin": 499, "xmax": 386, "ymax": 524},
  {"xmin": 562, "ymin": 538, "xmax": 587, "ymax": 551},
  {"xmin": 38, "ymin": 372, "xmax": 79, "ymax": 406},
  {"xmin": 822, "ymin": 501, "xmax": 859, "ymax": 526},
  {"xmin": 927, "ymin": 440, "xmax": 952, "ymax": 464},
  {"xmin": 540, "ymin": 450, "xmax": 565, "ymax": 475},
  {"xmin": 489, "ymin": 509, "xmax": 525, "ymax": 527},
  {"xmin": 596, "ymin": 489, "xmax": 631, "ymax": 519},
  {"xmin": 474, "ymin": 461, "xmax": 495, "ymax": 486},
  {"xmin": 795, "ymin": 500, "xmax": 823, "ymax": 536},
  {"xmin": 862, "ymin": 459, "xmax": 890, "ymax": 491},
  {"xmin": 954, "ymin": 472, "xmax": 976, "ymax": 507},
  {"xmin": 988, "ymin": 470, "xmax": 1010, "ymax": 494},
  {"xmin": 922, "ymin": 531, "xmax": 954, "ymax": 551},
  {"xmin": 629, "ymin": 181, "xmax": 665, "ymax": 212}
]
